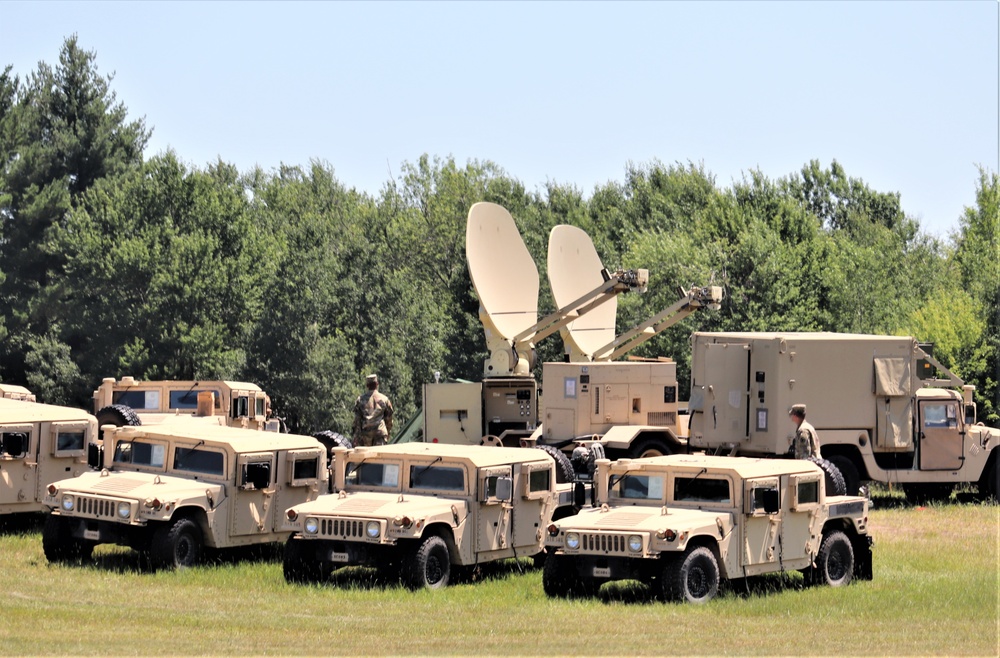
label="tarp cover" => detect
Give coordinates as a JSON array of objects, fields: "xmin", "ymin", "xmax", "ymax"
[{"xmin": 874, "ymin": 357, "xmax": 910, "ymax": 397}]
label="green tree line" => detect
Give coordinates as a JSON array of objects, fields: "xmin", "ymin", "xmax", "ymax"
[{"xmin": 2, "ymin": 37, "xmax": 997, "ymax": 431}]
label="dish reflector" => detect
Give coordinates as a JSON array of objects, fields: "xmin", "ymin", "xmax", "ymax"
[
  {"xmin": 466, "ymin": 202, "xmax": 539, "ymax": 341},
  {"xmin": 547, "ymin": 225, "xmax": 617, "ymax": 357}
]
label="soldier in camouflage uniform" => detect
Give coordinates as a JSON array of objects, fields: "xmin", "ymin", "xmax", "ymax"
[
  {"xmin": 789, "ymin": 404, "xmax": 821, "ymax": 459},
  {"xmin": 353, "ymin": 374, "xmax": 393, "ymax": 447}
]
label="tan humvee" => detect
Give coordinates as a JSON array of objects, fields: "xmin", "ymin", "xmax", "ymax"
[
  {"xmin": 0, "ymin": 398, "xmax": 96, "ymax": 515},
  {"xmin": 688, "ymin": 332, "xmax": 1000, "ymax": 500},
  {"xmin": 544, "ymin": 454, "xmax": 872, "ymax": 603},
  {"xmin": 282, "ymin": 443, "xmax": 578, "ymax": 589},
  {"xmin": 92, "ymin": 377, "xmax": 278, "ymax": 430},
  {"xmin": 43, "ymin": 424, "xmax": 326, "ymax": 568},
  {"xmin": 0, "ymin": 384, "xmax": 36, "ymax": 402}
]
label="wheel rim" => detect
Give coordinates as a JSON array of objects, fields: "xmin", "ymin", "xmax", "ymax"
[
  {"xmin": 425, "ymin": 553, "xmax": 445, "ymax": 585},
  {"xmin": 827, "ymin": 543, "xmax": 849, "ymax": 582},
  {"xmin": 639, "ymin": 447, "xmax": 666, "ymax": 458},
  {"xmin": 687, "ymin": 564, "xmax": 709, "ymax": 598},
  {"xmin": 175, "ymin": 534, "xmax": 194, "ymax": 565}
]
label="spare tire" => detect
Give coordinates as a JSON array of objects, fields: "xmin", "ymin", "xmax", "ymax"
[
  {"xmin": 96, "ymin": 404, "xmax": 142, "ymax": 428},
  {"xmin": 535, "ymin": 444, "xmax": 575, "ymax": 484},
  {"xmin": 312, "ymin": 430, "xmax": 353, "ymax": 456},
  {"xmin": 809, "ymin": 456, "xmax": 847, "ymax": 496}
]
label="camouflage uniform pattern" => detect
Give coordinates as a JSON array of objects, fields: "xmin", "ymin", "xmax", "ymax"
[
  {"xmin": 353, "ymin": 389, "xmax": 393, "ymax": 447},
  {"xmin": 793, "ymin": 419, "xmax": 821, "ymax": 459}
]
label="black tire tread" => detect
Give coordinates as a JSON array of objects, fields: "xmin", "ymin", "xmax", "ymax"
[
  {"xmin": 283, "ymin": 536, "xmax": 332, "ymax": 584},
  {"xmin": 826, "ymin": 455, "xmax": 861, "ymax": 496},
  {"xmin": 812, "ymin": 530, "xmax": 854, "ymax": 587},
  {"xmin": 151, "ymin": 517, "xmax": 202, "ymax": 569},
  {"xmin": 808, "ymin": 456, "xmax": 847, "ymax": 497},
  {"xmin": 96, "ymin": 404, "xmax": 142, "ymax": 428},
  {"xmin": 661, "ymin": 545, "xmax": 720, "ymax": 604},
  {"xmin": 535, "ymin": 444, "xmax": 575, "ymax": 484},
  {"xmin": 403, "ymin": 535, "xmax": 451, "ymax": 590}
]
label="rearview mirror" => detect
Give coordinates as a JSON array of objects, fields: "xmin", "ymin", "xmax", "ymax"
[{"xmin": 495, "ymin": 476, "xmax": 513, "ymax": 502}]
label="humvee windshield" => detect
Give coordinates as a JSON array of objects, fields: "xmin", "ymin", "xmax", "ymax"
[
  {"xmin": 113, "ymin": 390, "xmax": 158, "ymax": 410},
  {"xmin": 673, "ymin": 476, "xmax": 731, "ymax": 505},
  {"xmin": 612, "ymin": 474, "xmax": 665, "ymax": 501},
  {"xmin": 409, "ymin": 465, "xmax": 464, "ymax": 491},
  {"xmin": 169, "ymin": 390, "xmax": 218, "ymax": 410},
  {"xmin": 346, "ymin": 462, "xmax": 401, "ymax": 488},
  {"xmin": 173, "ymin": 446, "xmax": 224, "ymax": 476},
  {"xmin": 113, "ymin": 440, "xmax": 166, "ymax": 468}
]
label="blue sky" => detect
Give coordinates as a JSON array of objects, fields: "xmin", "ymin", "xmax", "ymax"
[{"xmin": 2, "ymin": 1, "xmax": 997, "ymax": 238}]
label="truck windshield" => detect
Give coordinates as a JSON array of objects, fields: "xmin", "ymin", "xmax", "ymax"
[
  {"xmin": 113, "ymin": 440, "xmax": 166, "ymax": 468},
  {"xmin": 346, "ymin": 462, "xmax": 400, "ymax": 488},
  {"xmin": 612, "ymin": 475, "xmax": 665, "ymax": 501},
  {"xmin": 673, "ymin": 476, "xmax": 731, "ymax": 504},
  {"xmin": 409, "ymin": 465, "xmax": 464, "ymax": 491},
  {"xmin": 173, "ymin": 446, "xmax": 224, "ymax": 476}
]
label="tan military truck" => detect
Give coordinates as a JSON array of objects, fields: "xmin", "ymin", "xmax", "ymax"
[
  {"xmin": 42, "ymin": 424, "xmax": 326, "ymax": 567},
  {"xmin": 687, "ymin": 332, "xmax": 1000, "ymax": 500},
  {"xmin": 0, "ymin": 398, "xmax": 97, "ymax": 515},
  {"xmin": 92, "ymin": 376, "xmax": 279, "ymax": 430},
  {"xmin": 544, "ymin": 454, "xmax": 873, "ymax": 603},
  {"xmin": 282, "ymin": 443, "xmax": 578, "ymax": 589},
  {"xmin": 0, "ymin": 384, "xmax": 36, "ymax": 402}
]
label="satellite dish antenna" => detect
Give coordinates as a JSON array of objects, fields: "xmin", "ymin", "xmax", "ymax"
[
  {"xmin": 547, "ymin": 225, "xmax": 618, "ymax": 361},
  {"xmin": 466, "ymin": 202, "xmax": 539, "ymax": 376}
]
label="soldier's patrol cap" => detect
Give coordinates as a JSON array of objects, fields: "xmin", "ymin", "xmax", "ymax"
[
  {"xmin": 366, "ymin": 374, "xmax": 379, "ymax": 385},
  {"xmin": 789, "ymin": 404, "xmax": 806, "ymax": 417}
]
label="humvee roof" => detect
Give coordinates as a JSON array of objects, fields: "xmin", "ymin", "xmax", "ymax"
[
  {"xmin": 695, "ymin": 331, "xmax": 909, "ymax": 342},
  {"xmin": 614, "ymin": 454, "xmax": 824, "ymax": 479},
  {"xmin": 343, "ymin": 442, "xmax": 553, "ymax": 467},
  {"xmin": 111, "ymin": 424, "xmax": 318, "ymax": 452},
  {"xmin": 0, "ymin": 397, "xmax": 92, "ymax": 422}
]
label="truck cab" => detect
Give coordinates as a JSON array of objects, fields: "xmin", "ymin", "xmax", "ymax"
[
  {"xmin": 43, "ymin": 424, "xmax": 326, "ymax": 568},
  {"xmin": 282, "ymin": 443, "xmax": 576, "ymax": 589},
  {"xmin": 544, "ymin": 454, "xmax": 872, "ymax": 603}
]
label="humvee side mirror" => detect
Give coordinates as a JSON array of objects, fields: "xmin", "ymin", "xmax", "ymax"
[
  {"xmin": 87, "ymin": 443, "xmax": 104, "ymax": 470},
  {"xmin": 243, "ymin": 462, "xmax": 271, "ymax": 490},
  {"xmin": 762, "ymin": 489, "xmax": 780, "ymax": 514},
  {"xmin": 495, "ymin": 476, "xmax": 513, "ymax": 502},
  {"xmin": 1, "ymin": 432, "xmax": 26, "ymax": 457},
  {"xmin": 965, "ymin": 404, "xmax": 976, "ymax": 425},
  {"xmin": 574, "ymin": 481, "xmax": 586, "ymax": 509}
]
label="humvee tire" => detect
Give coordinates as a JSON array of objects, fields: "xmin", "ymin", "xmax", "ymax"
[
  {"xmin": 808, "ymin": 457, "xmax": 847, "ymax": 497},
  {"xmin": 95, "ymin": 404, "xmax": 142, "ymax": 428},
  {"xmin": 283, "ymin": 537, "xmax": 333, "ymax": 584},
  {"xmin": 312, "ymin": 430, "xmax": 352, "ymax": 455},
  {"xmin": 542, "ymin": 552, "xmax": 580, "ymax": 597},
  {"xmin": 628, "ymin": 437, "xmax": 672, "ymax": 459},
  {"xmin": 980, "ymin": 453, "xmax": 999, "ymax": 502},
  {"xmin": 151, "ymin": 517, "xmax": 202, "ymax": 569},
  {"xmin": 42, "ymin": 515, "xmax": 93, "ymax": 563},
  {"xmin": 403, "ymin": 535, "xmax": 451, "ymax": 590},
  {"xmin": 827, "ymin": 455, "xmax": 860, "ymax": 496},
  {"xmin": 534, "ymin": 444, "xmax": 574, "ymax": 484},
  {"xmin": 811, "ymin": 530, "xmax": 854, "ymax": 587},
  {"xmin": 662, "ymin": 545, "xmax": 720, "ymax": 604}
]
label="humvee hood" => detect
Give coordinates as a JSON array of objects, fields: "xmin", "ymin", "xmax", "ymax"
[
  {"xmin": 292, "ymin": 492, "xmax": 465, "ymax": 519},
  {"xmin": 557, "ymin": 505, "xmax": 725, "ymax": 532},
  {"xmin": 52, "ymin": 470, "xmax": 224, "ymax": 500}
]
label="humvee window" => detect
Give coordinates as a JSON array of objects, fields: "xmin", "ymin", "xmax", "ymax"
[
  {"xmin": 242, "ymin": 462, "xmax": 271, "ymax": 490},
  {"xmin": 170, "ymin": 390, "xmax": 212, "ymax": 410},
  {"xmin": 113, "ymin": 390, "xmax": 158, "ymax": 410},
  {"xmin": 674, "ymin": 477, "xmax": 731, "ymax": 504},
  {"xmin": 797, "ymin": 480, "xmax": 819, "ymax": 505},
  {"xmin": 232, "ymin": 396, "xmax": 250, "ymax": 418},
  {"xmin": 347, "ymin": 462, "xmax": 400, "ymax": 488},
  {"xmin": 173, "ymin": 447, "xmax": 224, "ymax": 476},
  {"xmin": 750, "ymin": 486, "xmax": 779, "ymax": 514},
  {"xmin": 255, "ymin": 397, "xmax": 265, "ymax": 417},
  {"xmin": 613, "ymin": 475, "xmax": 665, "ymax": 501},
  {"xmin": 1, "ymin": 432, "xmax": 27, "ymax": 458},
  {"xmin": 528, "ymin": 469, "xmax": 551, "ymax": 493},
  {"xmin": 114, "ymin": 441, "xmax": 165, "ymax": 468},
  {"xmin": 293, "ymin": 458, "xmax": 318, "ymax": 480},
  {"xmin": 56, "ymin": 431, "xmax": 85, "ymax": 452},
  {"xmin": 409, "ymin": 465, "xmax": 464, "ymax": 491}
]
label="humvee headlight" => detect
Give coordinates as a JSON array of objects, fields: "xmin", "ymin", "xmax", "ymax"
[
  {"xmin": 117, "ymin": 502, "xmax": 131, "ymax": 519},
  {"xmin": 366, "ymin": 521, "xmax": 380, "ymax": 538},
  {"xmin": 304, "ymin": 517, "xmax": 319, "ymax": 534},
  {"xmin": 628, "ymin": 535, "xmax": 643, "ymax": 552},
  {"xmin": 565, "ymin": 532, "xmax": 580, "ymax": 549},
  {"xmin": 61, "ymin": 494, "xmax": 74, "ymax": 511}
]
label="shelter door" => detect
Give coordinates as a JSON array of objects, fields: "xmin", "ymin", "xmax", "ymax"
[{"xmin": 918, "ymin": 400, "xmax": 964, "ymax": 471}]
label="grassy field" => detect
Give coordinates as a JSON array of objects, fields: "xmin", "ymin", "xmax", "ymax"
[{"xmin": 1, "ymin": 497, "xmax": 997, "ymax": 656}]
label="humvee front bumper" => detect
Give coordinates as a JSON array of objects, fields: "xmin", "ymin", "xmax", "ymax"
[{"xmin": 293, "ymin": 535, "xmax": 401, "ymax": 567}]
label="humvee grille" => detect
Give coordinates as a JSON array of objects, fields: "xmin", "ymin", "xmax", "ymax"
[
  {"xmin": 75, "ymin": 495, "xmax": 118, "ymax": 520},
  {"xmin": 581, "ymin": 533, "xmax": 628, "ymax": 555},
  {"xmin": 319, "ymin": 518, "xmax": 366, "ymax": 539},
  {"xmin": 646, "ymin": 412, "xmax": 676, "ymax": 427}
]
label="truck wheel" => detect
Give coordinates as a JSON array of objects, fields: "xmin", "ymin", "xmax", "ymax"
[
  {"xmin": 812, "ymin": 530, "xmax": 854, "ymax": 587},
  {"xmin": 542, "ymin": 552, "xmax": 581, "ymax": 597},
  {"xmin": 827, "ymin": 455, "xmax": 861, "ymax": 496},
  {"xmin": 808, "ymin": 457, "xmax": 847, "ymax": 496},
  {"xmin": 151, "ymin": 518, "xmax": 202, "ymax": 569},
  {"xmin": 628, "ymin": 438, "xmax": 672, "ymax": 459},
  {"xmin": 403, "ymin": 535, "xmax": 451, "ymax": 589},
  {"xmin": 95, "ymin": 404, "xmax": 142, "ymax": 428},
  {"xmin": 312, "ymin": 430, "xmax": 353, "ymax": 456},
  {"xmin": 534, "ymin": 445, "xmax": 575, "ymax": 484},
  {"xmin": 283, "ymin": 536, "xmax": 333, "ymax": 584},
  {"xmin": 42, "ymin": 516, "xmax": 93, "ymax": 563},
  {"xmin": 981, "ymin": 454, "xmax": 999, "ymax": 502},
  {"xmin": 662, "ymin": 546, "xmax": 719, "ymax": 604}
]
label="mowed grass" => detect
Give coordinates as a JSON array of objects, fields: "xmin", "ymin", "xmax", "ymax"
[{"xmin": 1, "ymin": 500, "xmax": 997, "ymax": 656}]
